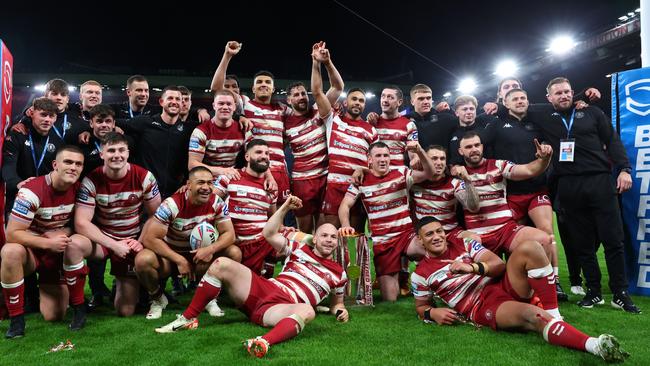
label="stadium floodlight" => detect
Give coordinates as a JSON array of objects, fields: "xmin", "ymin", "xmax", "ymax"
[
  {"xmin": 34, "ymin": 84, "xmax": 46, "ymax": 92},
  {"xmin": 547, "ymin": 35, "xmax": 577, "ymax": 55},
  {"xmin": 364, "ymin": 91, "xmax": 375, "ymax": 99},
  {"xmin": 636, "ymin": 8, "xmax": 641, "ymax": 13},
  {"xmin": 494, "ymin": 59, "xmax": 518, "ymax": 77},
  {"xmin": 619, "ymin": 15, "xmax": 629, "ymax": 21},
  {"xmin": 443, "ymin": 91, "xmax": 452, "ymax": 98},
  {"xmin": 340, "ymin": 91, "xmax": 347, "ymax": 98},
  {"xmin": 628, "ymin": 12, "xmax": 635, "ymax": 17},
  {"xmin": 68, "ymin": 86, "xmax": 76, "ymax": 92},
  {"xmin": 457, "ymin": 77, "xmax": 477, "ymax": 94}
]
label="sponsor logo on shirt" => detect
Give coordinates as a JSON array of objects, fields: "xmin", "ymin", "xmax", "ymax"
[
  {"xmin": 78, "ymin": 187, "xmax": 90, "ymax": 201},
  {"xmin": 222, "ymin": 203, "xmax": 230, "ymax": 216},
  {"xmin": 155, "ymin": 203, "xmax": 173, "ymax": 222},
  {"xmin": 13, "ymin": 199, "xmax": 30, "ymax": 215},
  {"xmin": 503, "ymin": 123, "xmax": 513, "ymax": 128},
  {"xmin": 189, "ymin": 137, "xmax": 200, "ymax": 150}
]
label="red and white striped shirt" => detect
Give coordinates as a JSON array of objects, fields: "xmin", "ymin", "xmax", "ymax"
[
  {"xmin": 154, "ymin": 192, "xmax": 230, "ymax": 249},
  {"xmin": 327, "ymin": 114, "xmax": 378, "ymax": 185},
  {"xmin": 284, "ymin": 108, "xmax": 331, "ymax": 180},
  {"xmin": 411, "ymin": 237, "xmax": 491, "ymax": 320},
  {"xmin": 376, "ymin": 116, "xmax": 418, "ymax": 167},
  {"xmin": 77, "ymin": 164, "xmax": 159, "ymax": 240},
  {"xmin": 188, "ymin": 119, "xmax": 244, "ymax": 168},
  {"xmin": 11, "ymin": 175, "xmax": 79, "ymax": 234},
  {"xmin": 464, "ymin": 159, "xmax": 515, "ymax": 234},
  {"xmin": 411, "ymin": 176, "xmax": 465, "ymax": 231},
  {"xmin": 345, "ymin": 166, "xmax": 413, "ymax": 246},
  {"xmin": 214, "ymin": 169, "xmax": 277, "ymax": 245},
  {"xmin": 243, "ymin": 99, "xmax": 288, "ymax": 171},
  {"xmin": 271, "ymin": 240, "xmax": 347, "ymax": 306}
]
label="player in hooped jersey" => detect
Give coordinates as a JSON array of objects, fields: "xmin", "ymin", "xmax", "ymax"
[
  {"xmin": 210, "ymin": 41, "xmax": 288, "ymax": 202},
  {"xmin": 339, "ymin": 141, "xmax": 430, "ymax": 301},
  {"xmin": 188, "ymin": 90, "xmax": 245, "ymax": 180},
  {"xmin": 456, "ymin": 131, "xmax": 554, "ymax": 258},
  {"xmin": 155, "ymin": 195, "xmax": 349, "ymax": 360},
  {"xmin": 283, "ymin": 42, "xmax": 343, "ymax": 233},
  {"xmin": 411, "ymin": 145, "xmax": 480, "ymax": 239},
  {"xmin": 322, "ymin": 88, "xmax": 379, "ymax": 230},
  {"xmin": 1, "ymin": 147, "xmax": 86, "ymax": 338},
  {"xmin": 134, "ymin": 167, "xmax": 240, "ymax": 320},
  {"xmin": 74, "ymin": 133, "xmax": 161, "ymax": 316},
  {"xmin": 411, "ymin": 217, "xmax": 629, "ymax": 363},
  {"xmin": 366, "ymin": 86, "xmax": 419, "ymax": 167},
  {"xmin": 213, "ymin": 139, "xmax": 280, "ymax": 276}
]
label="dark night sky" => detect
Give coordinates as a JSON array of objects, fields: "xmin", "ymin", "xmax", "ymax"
[{"xmin": 0, "ymin": 0, "xmax": 641, "ymax": 99}]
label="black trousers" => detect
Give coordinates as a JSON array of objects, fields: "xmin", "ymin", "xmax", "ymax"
[{"xmin": 556, "ymin": 173, "xmax": 628, "ymax": 293}]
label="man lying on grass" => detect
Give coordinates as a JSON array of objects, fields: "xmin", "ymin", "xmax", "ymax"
[
  {"xmin": 155, "ymin": 195, "xmax": 349, "ymax": 358},
  {"xmin": 411, "ymin": 216, "xmax": 629, "ymax": 363}
]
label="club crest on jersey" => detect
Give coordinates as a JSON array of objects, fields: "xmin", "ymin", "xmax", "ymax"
[
  {"xmin": 177, "ymin": 124, "xmax": 184, "ymax": 132},
  {"xmin": 430, "ymin": 115, "xmax": 438, "ymax": 122},
  {"xmin": 47, "ymin": 143, "xmax": 56, "ymax": 153},
  {"xmin": 575, "ymin": 111, "xmax": 585, "ymax": 119}
]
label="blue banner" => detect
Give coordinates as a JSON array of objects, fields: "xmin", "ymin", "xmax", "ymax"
[{"xmin": 614, "ymin": 67, "xmax": 650, "ymax": 296}]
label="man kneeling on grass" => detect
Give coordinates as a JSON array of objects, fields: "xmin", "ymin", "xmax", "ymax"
[
  {"xmin": 155, "ymin": 195, "xmax": 349, "ymax": 358},
  {"xmin": 411, "ymin": 216, "xmax": 629, "ymax": 363}
]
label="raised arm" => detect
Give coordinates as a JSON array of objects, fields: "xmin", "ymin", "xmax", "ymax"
[
  {"xmin": 262, "ymin": 195, "xmax": 303, "ymax": 253},
  {"xmin": 311, "ymin": 43, "xmax": 333, "ymax": 119},
  {"xmin": 408, "ymin": 141, "xmax": 434, "ymax": 184},
  {"xmin": 508, "ymin": 139, "xmax": 552, "ymax": 181},
  {"xmin": 209, "ymin": 41, "xmax": 242, "ymax": 92},
  {"xmin": 317, "ymin": 42, "xmax": 344, "ymax": 106}
]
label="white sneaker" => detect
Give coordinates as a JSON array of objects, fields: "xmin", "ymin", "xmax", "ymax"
[
  {"xmin": 570, "ymin": 286, "xmax": 586, "ymax": 296},
  {"xmin": 146, "ymin": 293, "xmax": 169, "ymax": 320},
  {"xmin": 205, "ymin": 299, "xmax": 225, "ymax": 317},
  {"xmin": 594, "ymin": 334, "xmax": 630, "ymax": 363},
  {"xmin": 155, "ymin": 314, "xmax": 198, "ymax": 334}
]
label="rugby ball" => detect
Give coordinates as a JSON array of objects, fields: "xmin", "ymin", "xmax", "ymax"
[{"xmin": 189, "ymin": 222, "xmax": 218, "ymax": 250}]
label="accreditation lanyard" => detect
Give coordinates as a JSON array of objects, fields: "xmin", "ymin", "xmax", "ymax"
[
  {"xmin": 28, "ymin": 132, "xmax": 50, "ymax": 173},
  {"xmin": 51, "ymin": 114, "xmax": 67, "ymax": 140},
  {"xmin": 128, "ymin": 104, "xmax": 143, "ymax": 118},
  {"xmin": 94, "ymin": 141, "xmax": 101, "ymax": 153},
  {"xmin": 559, "ymin": 109, "xmax": 576, "ymax": 162}
]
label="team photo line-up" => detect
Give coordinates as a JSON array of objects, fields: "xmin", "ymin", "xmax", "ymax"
[{"xmin": 0, "ymin": 41, "xmax": 635, "ymax": 362}]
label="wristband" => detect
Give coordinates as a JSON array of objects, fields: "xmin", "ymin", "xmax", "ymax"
[
  {"xmin": 476, "ymin": 262, "xmax": 486, "ymax": 275},
  {"xmin": 423, "ymin": 307, "xmax": 433, "ymax": 323}
]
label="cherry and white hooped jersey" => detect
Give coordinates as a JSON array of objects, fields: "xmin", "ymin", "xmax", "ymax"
[
  {"xmin": 376, "ymin": 116, "xmax": 418, "ymax": 167},
  {"xmin": 464, "ymin": 159, "xmax": 515, "ymax": 234},
  {"xmin": 284, "ymin": 108, "xmax": 331, "ymax": 180},
  {"xmin": 11, "ymin": 175, "xmax": 79, "ymax": 235},
  {"xmin": 243, "ymin": 99, "xmax": 288, "ymax": 171},
  {"xmin": 153, "ymin": 192, "xmax": 230, "ymax": 248},
  {"xmin": 411, "ymin": 176, "xmax": 465, "ymax": 231},
  {"xmin": 327, "ymin": 114, "xmax": 378, "ymax": 185},
  {"xmin": 271, "ymin": 240, "xmax": 347, "ymax": 306},
  {"xmin": 411, "ymin": 237, "xmax": 491, "ymax": 318},
  {"xmin": 77, "ymin": 164, "xmax": 160, "ymax": 240},
  {"xmin": 214, "ymin": 169, "xmax": 277, "ymax": 245},
  {"xmin": 188, "ymin": 120, "xmax": 244, "ymax": 168},
  {"xmin": 345, "ymin": 166, "xmax": 413, "ymax": 246}
]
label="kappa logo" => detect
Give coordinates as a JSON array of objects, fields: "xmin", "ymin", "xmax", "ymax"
[
  {"xmin": 450, "ymin": 136, "xmax": 458, "ymax": 141},
  {"xmin": 625, "ymin": 78, "xmax": 650, "ymax": 116},
  {"xmin": 503, "ymin": 123, "xmax": 513, "ymax": 128}
]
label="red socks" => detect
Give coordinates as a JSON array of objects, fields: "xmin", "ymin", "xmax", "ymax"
[
  {"xmin": 527, "ymin": 265, "xmax": 559, "ymax": 312},
  {"xmin": 261, "ymin": 314, "xmax": 305, "ymax": 345},
  {"xmin": 1, "ymin": 279, "xmax": 25, "ymax": 317},
  {"xmin": 543, "ymin": 318, "xmax": 589, "ymax": 351},
  {"xmin": 183, "ymin": 273, "xmax": 221, "ymax": 319},
  {"xmin": 64, "ymin": 262, "xmax": 88, "ymax": 306}
]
